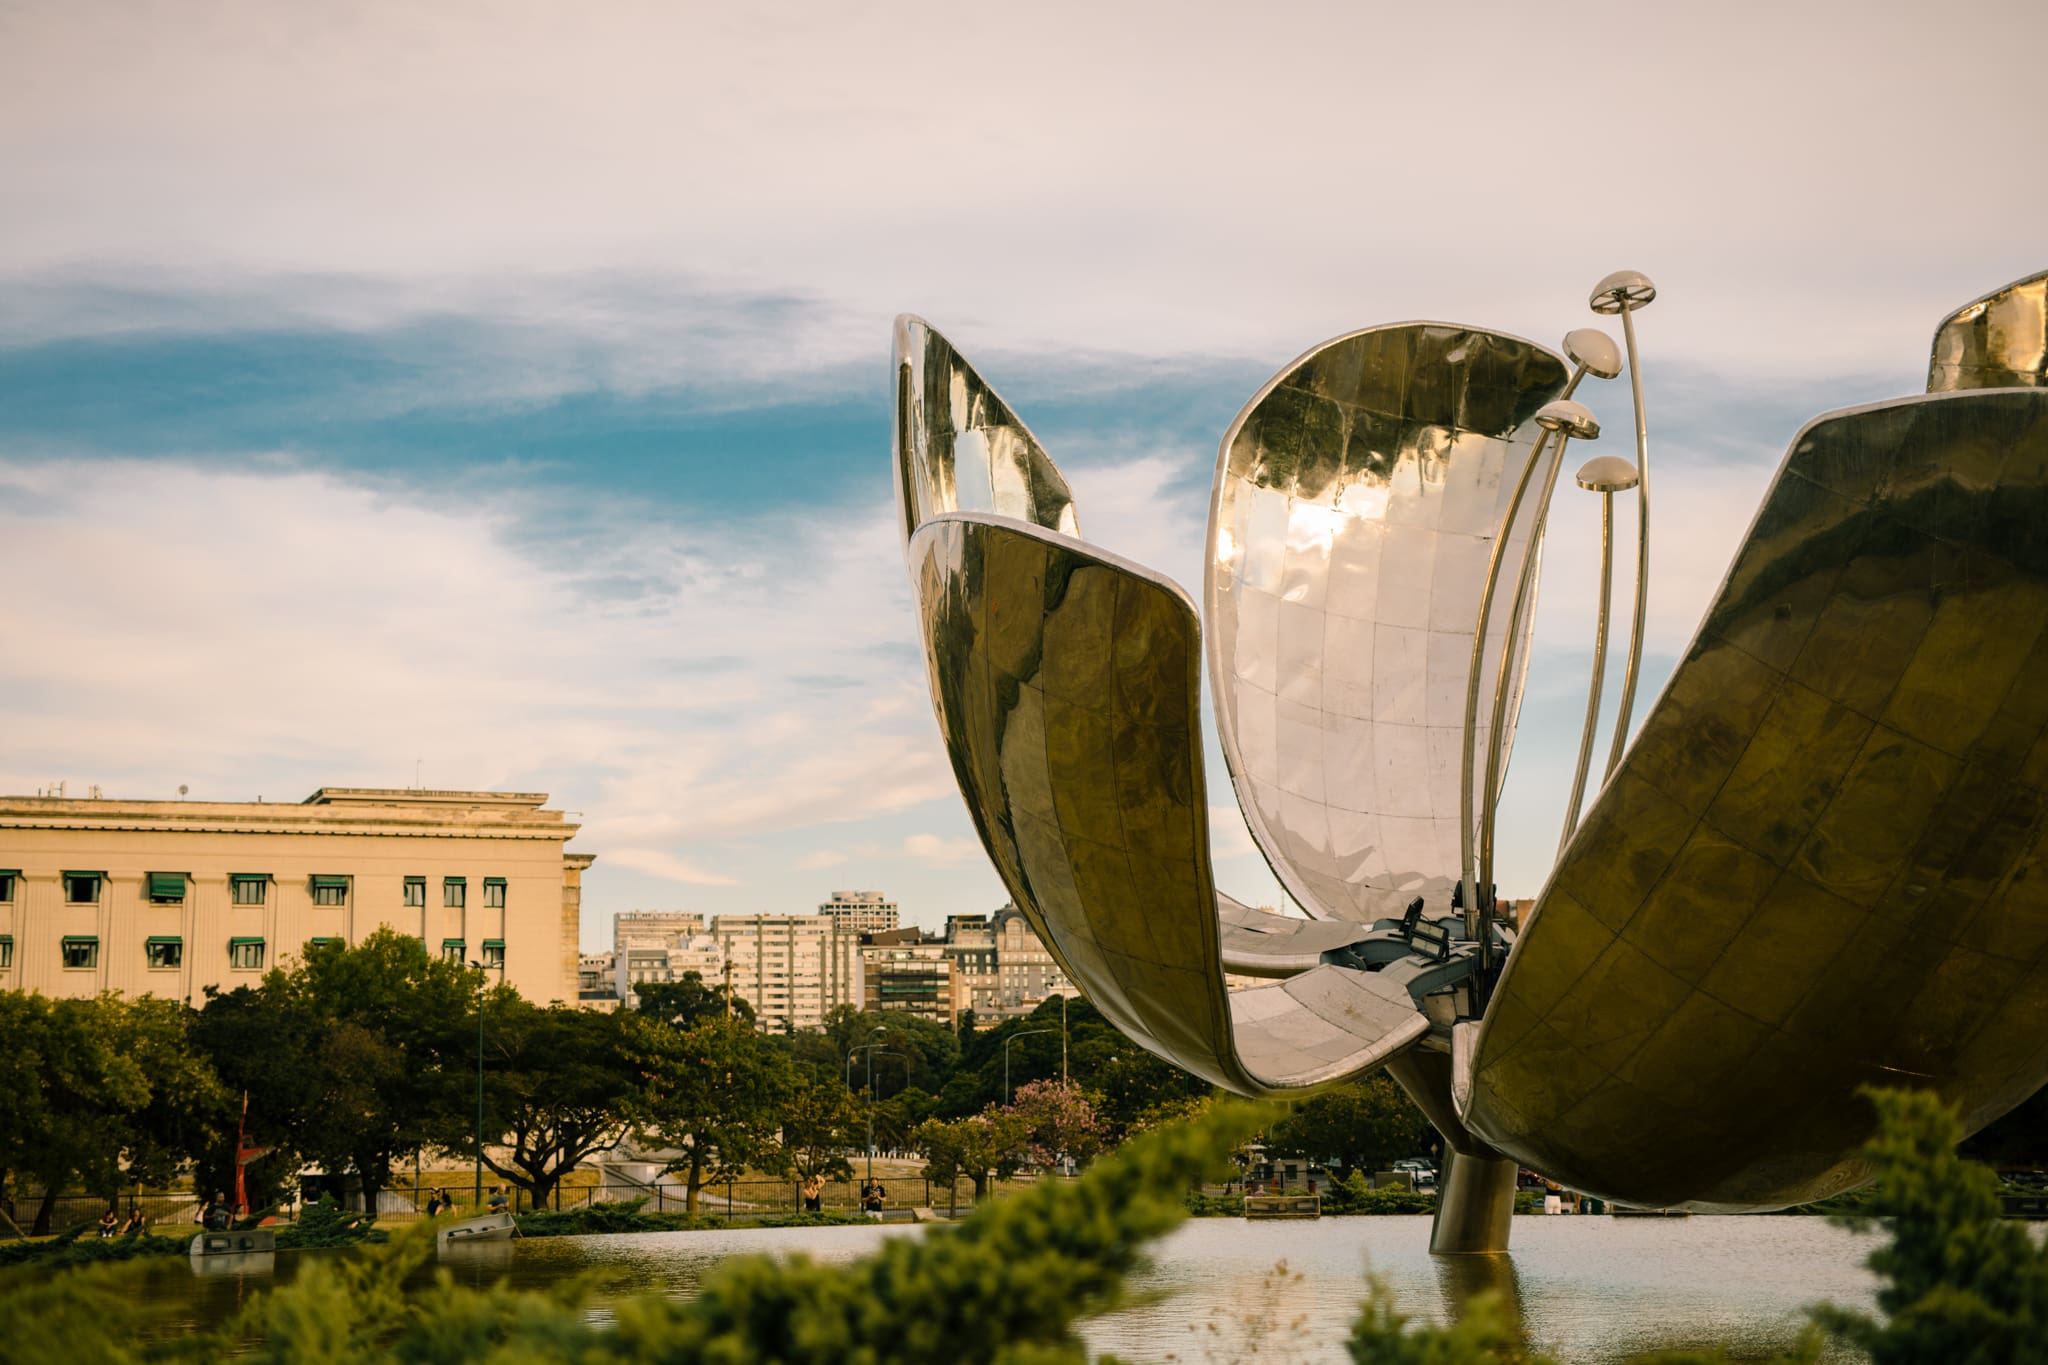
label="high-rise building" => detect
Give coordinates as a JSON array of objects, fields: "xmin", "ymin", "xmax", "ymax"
[
  {"xmin": 612, "ymin": 910, "xmax": 706, "ymax": 951},
  {"xmin": 988, "ymin": 902, "xmax": 1074, "ymax": 1019},
  {"xmin": 859, "ymin": 926, "xmax": 955, "ymax": 1026},
  {"xmin": 614, "ymin": 932, "xmax": 724, "ymax": 1011},
  {"xmin": 941, "ymin": 914, "xmax": 1000, "ymax": 1019},
  {"xmin": 0, "ymin": 787, "xmax": 592, "ymax": 1004},
  {"xmin": 710, "ymin": 913, "xmax": 856, "ymax": 1033},
  {"xmin": 818, "ymin": 890, "xmax": 898, "ymax": 937}
]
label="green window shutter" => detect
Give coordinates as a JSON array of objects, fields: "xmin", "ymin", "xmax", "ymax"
[
  {"xmin": 310, "ymin": 875, "xmax": 348, "ymax": 889},
  {"xmin": 482, "ymin": 938, "xmax": 505, "ymax": 948},
  {"xmin": 0, "ymin": 868, "xmax": 20, "ymax": 876},
  {"xmin": 442, "ymin": 938, "xmax": 466, "ymax": 947},
  {"xmin": 228, "ymin": 936, "xmax": 265, "ymax": 945},
  {"xmin": 62, "ymin": 935, "xmax": 97, "ymax": 945},
  {"xmin": 148, "ymin": 873, "xmax": 187, "ymax": 899},
  {"xmin": 307, "ymin": 937, "xmax": 340, "ymax": 947},
  {"xmin": 230, "ymin": 872, "xmax": 271, "ymax": 883},
  {"xmin": 482, "ymin": 877, "xmax": 506, "ymax": 886},
  {"xmin": 405, "ymin": 876, "xmax": 426, "ymax": 885},
  {"xmin": 145, "ymin": 935, "xmax": 183, "ymax": 944},
  {"xmin": 444, "ymin": 876, "xmax": 467, "ymax": 885}
]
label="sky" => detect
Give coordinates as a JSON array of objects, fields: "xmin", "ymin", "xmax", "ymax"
[{"xmin": 3, "ymin": 0, "xmax": 2044, "ymax": 946}]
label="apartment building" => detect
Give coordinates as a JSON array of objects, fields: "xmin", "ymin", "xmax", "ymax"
[
  {"xmin": 989, "ymin": 903, "xmax": 1074, "ymax": 1019},
  {"xmin": 0, "ymin": 787, "xmax": 591, "ymax": 1004},
  {"xmin": 818, "ymin": 890, "xmax": 898, "ymax": 937},
  {"xmin": 859, "ymin": 926, "xmax": 955, "ymax": 1026},
  {"xmin": 941, "ymin": 914, "xmax": 1001, "ymax": 1019},
  {"xmin": 615, "ymin": 932, "xmax": 724, "ymax": 1010},
  {"xmin": 709, "ymin": 913, "xmax": 856, "ymax": 1033}
]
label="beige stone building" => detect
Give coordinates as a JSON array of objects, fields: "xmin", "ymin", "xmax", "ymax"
[{"xmin": 0, "ymin": 788, "xmax": 592, "ymax": 1005}]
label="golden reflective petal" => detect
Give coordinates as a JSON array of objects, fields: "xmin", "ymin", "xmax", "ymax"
[
  {"xmin": 1468, "ymin": 388, "xmax": 2048, "ymax": 1211},
  {"xmin": 1928, "ymin": 269, "xmax": 2048, "ymax": 392}
]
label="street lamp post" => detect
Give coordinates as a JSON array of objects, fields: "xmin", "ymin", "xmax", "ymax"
[
  {"xmin": 470, "ymin": 962, "xmax": 487, "ymax": 1210},
  {"xmin": 1003, "ymin": 1028, "xmax": 1056, "ymax": 1106},
  {"xmin": 848, "ymin": 1027, "xmax": 889, "ymax": 1192}
]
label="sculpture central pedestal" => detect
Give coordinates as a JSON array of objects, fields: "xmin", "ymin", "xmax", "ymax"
[{"xmin": 1430, "ymin": 1149, "xmax": 1519, "ymax": 1255}]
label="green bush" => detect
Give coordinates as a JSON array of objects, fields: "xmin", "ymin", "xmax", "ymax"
[
  {"xmin": 1321, "ymin": 1171, "xmax": 1436, "ymax": 1215},
  {"xmin": 272, "ymin": 1195, "xmax": 383, "ymax": 1249},
  {"xmin": 0, "ymin": 1230, "xmax": 188, "ymax": 1271},
  {"xmin": 1184, "ymin": 1191, "xmax": 1243, "ymax": 1217},
  {"xmin": 749, "ymin": 1209, "xmax": 868, "ymax": 1229},
  {"xmin": 513, "ymin": 1195, "xmax": 704, "ymax": 1238}
]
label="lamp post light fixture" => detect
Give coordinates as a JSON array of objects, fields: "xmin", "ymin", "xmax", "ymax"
[
  {"xmin": 1003, "ymin": 1027, "xmax": 1057, "ymax": 1106},
  {"xmin": 1559, "ymin": 454, "xmax": 1641, "ymax": 851},
  {"xmin": 1475, "ymin": 398, "xmax": 1600, "ymax": 948},
  {"xmin": 469, "ymin": 961, "xmax": 487, "ymax": 1210},
  {"xmin": 847, "ymin": 1027, "xmax": 895, "ymax": 1191},
  {"xmin": 1588, "ymin": 269, "xmax": 1657, "ymax": 778},
  {"xmin": 1457, "ymin": 328, "xmax": 1620, "ymax": 936}
]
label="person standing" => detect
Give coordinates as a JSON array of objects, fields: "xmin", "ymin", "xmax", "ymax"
[{"xmin": 801, "ymin": 1174, "xmax": 824, "ymax": 1213}]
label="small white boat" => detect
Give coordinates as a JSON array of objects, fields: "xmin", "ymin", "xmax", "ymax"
[
  {"xmin": 190, "ymin": 1227, "xmax": 276, "ymax": 1257},
  {"xmin": 436, "ymin": 1211, "xmax": 517, "ymax": 1249}
]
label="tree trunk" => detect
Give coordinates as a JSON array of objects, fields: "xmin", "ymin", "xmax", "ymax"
[
  {"xmin": 685, "ymin": 1151, "xmax": 703, "ymax": 1219},
  {"xmin": 970, "ymin": 1172, "xmax": 989, "ymax": 1204},
  {"xmin": 32, "ymin": 1186, "xmax": 58, "ymax": 1237},
  {"xmin": 948, "ymin": 1177, "xmax": 958, "ymax": 1218}
]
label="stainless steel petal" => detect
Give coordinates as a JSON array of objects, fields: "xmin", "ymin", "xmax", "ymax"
[
  {"xmin": 892, "ymin": 314, "xmax": 1079, "ymax": 545},
  {"xmin": 909, "ymin": 510, "xmax": 1428, "ymax": 1095},
  {"xmin": 1928, "ymin": 270, "xmax": 2048, "ymax": 392},
  {"xmin": 1206, "ymin": 324, "xmax": 1570, "ymax": 922},
  {"xmin": 1465, "ymin": 387, "xmax": 2048, "ymax": 1211}
]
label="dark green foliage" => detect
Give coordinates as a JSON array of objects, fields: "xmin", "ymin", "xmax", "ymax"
[
  {"xmin": 473, "ymin": 997, "xmax": 657, "ymax": 1206},
  {"xmin": 749, "ymin": 1209, "xmax": 868, "ymax": 1229},
  {"xmin": 1265, "ymin": 1074, "xmax": 1433, "ymax": 1181},
  {"xmin": 1183, "ymin": 1191, "xmax": 1242, "ymax": 1217},
  {"xmin": 635, "ymin": 971, "xmax": 753, "ymax": 1028},
  {"xmin": 271, "ymin": 1195, "xmax": 380, "ymax": 1249},
  {"xmin": 1321, "ymin": 1170, "xmax": 1435, "ymax": 1215},
  {"xmin": 514, "ymin": 1197, "xmax": 700, "ymax": 1237},
  {"xmin": 0, "ymin": 1098, "xmax": 1278, "ymax": 1363},
  {"xmin": 0, "ymin": 1230, "xmax": 187, "ymax": 1270},
  {"xmin": 1809, "ymin": 1088, "xmax": 2048, "ymax": 1364}
]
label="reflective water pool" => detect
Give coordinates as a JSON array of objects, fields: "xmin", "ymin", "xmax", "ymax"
[{"xmin": 124, "ymin": 1214, "xmax": 1881, "ymax": 1362}]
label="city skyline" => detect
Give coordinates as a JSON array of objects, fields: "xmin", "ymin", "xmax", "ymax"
[{"xmin": 3, "ymin": 1, "xmax": 2044, "ymax": 945}]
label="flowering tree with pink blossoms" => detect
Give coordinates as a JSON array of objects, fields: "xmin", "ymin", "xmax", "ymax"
[{"xmin": 1006, "ymin": 1079, "xmax": 1106, "ymax": 1170}]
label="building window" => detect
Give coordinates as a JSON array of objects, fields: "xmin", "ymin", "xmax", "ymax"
[
  {"xmin": 231, "ymin": 874, "xmax": 268, "ymax": 906},
  {"xmin": 228, "ymin": 938, "xmax": 266, "ymax": 970},
  {"xmin": 441, "ymin": 938, "xmax": 466, "ymax": 964},
  {"xmin": 306, "ymin": 937, "xmax": 341, "ymax": 951},
  {"xmin": 0, "ymin": 936, "xmax": 12, "ymax": 969},
  {"xmin": 482, "ymin": 877, "xmax": 506, "ymax": 909},
  {"xmin": 404, "ymin": 877, "xmax": 427, "ymax": 908},
  {"xmin": 61, "ymin": 936, "xmax": 98, "ymax": 969},
  {"xmin": 64, "ymin": 872, "xmax": 102, "ymax": 905},
  {"xmin": 145, "ymin": 937, "xmax": 183, "ymax": 969},
  {"xmin": 444, "ymin": 877, "xmax": 466, "ymax": 909},
  {"xmin": 148, "ymin": 872, "xmax": 187, "ymax": 904},
  {"xmin": 310, "ymin": 876, "xmax": 349, "ymax": 906},
  {"xmin": 482, "ymin": 940, "xmax": 505, "ymax": 969},
  {"xmin": 0, "ymin": 871, "xmax": 16, "ymax": 903}
]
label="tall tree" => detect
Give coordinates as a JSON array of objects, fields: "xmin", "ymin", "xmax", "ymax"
[
  {"xmin": 471, "ymin": 997, "xmax": 655, "ymax": 1208},
  {"xmin": 912, "ymin": 1109, "xmax": 1029, "ymax": 1211},
  {"xmin": 1265, "ymin": 1074, "xmax": 1431, "ymax": 1181},
  {"xmin": 779, "ymin": 1071, "xmax": 858, "ymax": 1184},
  {"xmin": 640, "ymin": 1014, "xmax": 792, "ymax": 1216},
  {"xmin": 197, "ymin": 930, "xmax": 476, "ymax": 1217},
  {"xmin": 1007, "ymin": 1079, "xmax": 1106, "ymax": 1170},
  {"xmin": 635, "ymin": 971, "xmax": 752, "ymax": 1029},
  {"xmin": 0, "ymin": 993, "xmax": 224, "ymax": 1234}
]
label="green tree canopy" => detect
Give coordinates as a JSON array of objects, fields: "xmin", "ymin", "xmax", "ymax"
[
  {"xmin": 639, "ymin": 1014, "xmax": 794, "ymax": 1216},
  {"xmin": 1267, "ymin": 1075, "xmax": 1432, "ymax": 1180},
  {"xmin": 634, "ymin": 971, "xmax": 752, "ymax": 1029},
  {"xmin": 473, "ymin": 996, "xmax": 658, "ymax": 1208}
]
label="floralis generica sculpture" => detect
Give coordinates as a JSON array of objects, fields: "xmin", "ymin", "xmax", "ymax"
[{"xmin": 891, "ymin": 269, "xmax": 2048, "ymax": 1255}]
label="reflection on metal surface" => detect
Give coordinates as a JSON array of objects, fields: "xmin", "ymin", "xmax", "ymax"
[
  {"xmin": 892, "ymin": 271, "xmax": 2048, "ymax": 1247},
  {"xmin": 1206, "ymin": 324, "xmax": 1570, "ymax": 925},
  {"xmin": 1467, "ymin": 387, "xmax": 2048, "ymax": 1210},
  {"xmin": 1928, "ymin": 269, "xmax": 2048, "ymax": 392},
  {"xmin": 907, "ymin": 511, "xmax": 1432, "ymax": 1095},
  {"xmin": 892, "ymin": 315, "xmax": 1078, "ymax": 547}
]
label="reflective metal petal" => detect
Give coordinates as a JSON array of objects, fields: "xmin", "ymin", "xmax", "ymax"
[
  {"xmin": 1466, "ymin": 387, "xmax": 2048, "ymax": 1211},
  {"xmin": 1205, "ymin": 324, "xmax": 1570, "ymax": 921},
  {"xmin": 893, "ymin": 314, "xmax": 1079, "ymax": 546},
  {"xmin": 1928, "ymin": 270, "xmax": 2048, "ymax": 392},
  {"xmin": 909, "ymin": 511, "xmax": 1430, "ymax": 1094}
]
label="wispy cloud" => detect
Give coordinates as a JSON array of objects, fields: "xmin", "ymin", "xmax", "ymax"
[
  {"xmin": 901, "ymin": 834, "xmax": 984, "ymax": 868},
  {"xmin": 604, "ymin": 848, "xmax": 740, "ymax": 887}
]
